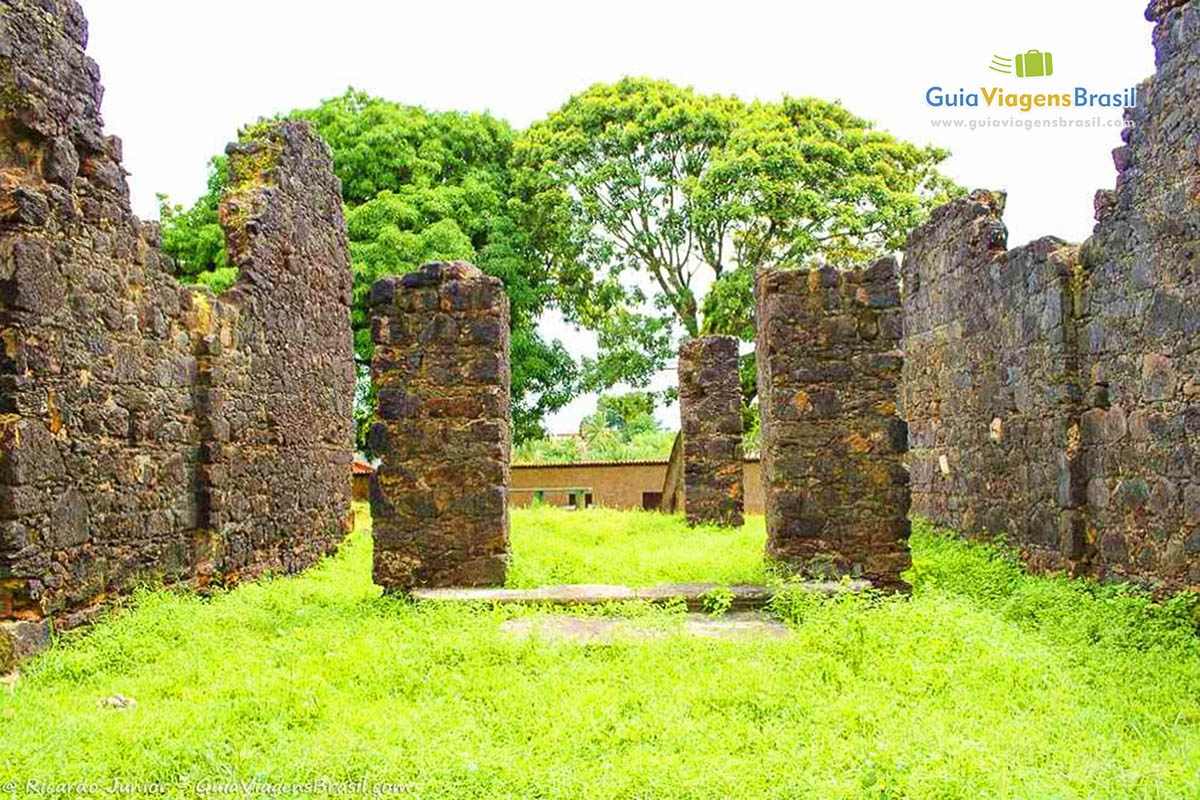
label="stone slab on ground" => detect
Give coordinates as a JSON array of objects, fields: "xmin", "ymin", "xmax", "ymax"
[
  {"xmin": 500, "ymin": 612, "xmax": 792, "ymax": 643},
  {"xmin": 410, "ymin": 580, "xmax": 869, "ymax": 610},
  {"xmin": 0, "ymin": 619, "xmax": 51, "ymax": 674}
]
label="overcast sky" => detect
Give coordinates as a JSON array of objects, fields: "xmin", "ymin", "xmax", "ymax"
[{"xmin": 82, "ymin": 0, "xmax": 1156, "ymax": 433}]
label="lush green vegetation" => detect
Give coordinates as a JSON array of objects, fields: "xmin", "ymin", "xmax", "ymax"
[
  {"xmin": 507, "ymin": 505, "xmax": 767, "ymax": 587},
  {"xmin": 4, "ymin": 507, "xmax": 1197, "ymax": 798},
  {"xmin": 512, "ymin": 429, "xmax": 677, "ymax": 464},
  {"xmin": 301, "ymin": 92, "xmax": 577, "ymax": 446},
  {"xmin": 513, "ymin": 390, "xmax": 681, "ymax": 464},
  {"xmin": 157, "ymin": 158, "xmax": 237, "ymax": 293},
  {"xmin": 158, "ymin": 91, "xmax": 577, "ymax": 447},
  {"xmin": 516, "ymin": 77, "xmax": 961, "ymax": 431},
  {"xmin": 159, "ymin": 81, "xmax": 961, "ymax": 444}
]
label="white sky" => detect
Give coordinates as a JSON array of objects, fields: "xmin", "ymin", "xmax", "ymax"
[{"xmin": 82, "ymin": 0, "xmax": 1156, "ymax": 433}]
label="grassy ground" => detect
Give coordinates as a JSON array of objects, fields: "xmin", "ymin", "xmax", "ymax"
[
  {"xmin": 506, "ymin": 505, "xmax": 768, "ymax": 587},
  {"xmin": 0, "ymin": 505, "xmax": 1198, "ymax": 798}
]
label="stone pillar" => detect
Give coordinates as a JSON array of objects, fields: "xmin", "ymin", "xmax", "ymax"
[
  {"xmin": 368, "ymin": 261, "xmax": 510, "ymax": 589},
  {"xmin": 678, "ymin": 335, "xmax": 744, "ymax": 526},
  {"xmin": 755, "ymin": 258, "xmax": 911, "ymax": 589}
]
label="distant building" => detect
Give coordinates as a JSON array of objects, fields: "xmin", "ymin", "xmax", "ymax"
[
  {"xmin": 351, "ymin": 455, "xmax": 375, "ymax": 501},
  {"xmin": 356, "ymin": 449, "xmax": 764, "ymax": 514},
  {"xmin": 510, "ymin": 457, "xmax": 764, "ymax": 514}
]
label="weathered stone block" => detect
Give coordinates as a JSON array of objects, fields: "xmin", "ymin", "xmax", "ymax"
[
  {"xmin": 370, "ymin": 261, "xmax": 510, "ymax": 589},
  {"xmin": 756, "ymin": 257, "xmax": 911, "ymax": 590},
  {"xmin": 678, "ymin": 335, "xmax": 744, "ymax": 527}
]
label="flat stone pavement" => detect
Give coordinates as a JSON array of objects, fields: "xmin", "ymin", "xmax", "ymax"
[
  {"xmin": 410, "ymin": 580, "xmax": 869, "ymax": 611},
  {"xmin": 500, "ymin": 612, "xmax": 793, "ymax": 643}
]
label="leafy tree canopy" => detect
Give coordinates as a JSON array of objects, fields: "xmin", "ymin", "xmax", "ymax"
[
  {"xmin": 514, "ymin": 391, "xmax": 673, "ymax": 464},
  {"xmin": 157, "ymin": 90, "xmax": 578, "ymax": 446},
  {"xmin": 581, "ymin": 391, "xmax": 661, "ymax": 438},
  {"xmin": 514, "ymin": 77, "xmax": 961, "ymax": 398},
  {"xmin": 157, "ymin": 156, "xmax": 236, "ymax": 293}
]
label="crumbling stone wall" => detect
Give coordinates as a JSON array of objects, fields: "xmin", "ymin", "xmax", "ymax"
[
  {"xmin": 678, "ymin": 335, "xmax": 744, "ymax": 527},
  {"xmin": 902, "ymin": 193, "xmax": 1085, "ymax": 572},
  {"xmin": 903, "ymin": 0, "xmax": 1200, "ymax": 591},
  {"xmin": 0, "ymin": 0, "xmax": 355, "ymax": 654},
  {"xmin": 198, "ymin": 124, "xmax": 356, "ymax": 579},
  {"xmin": 368, "ymin": 262, "xmax": 510, "ymax": 588},
  {"xmin": 1075, "ymin": 0, "xmax": 1200, "ymax": 588},
  {"xmin": 756, "ymin": 259, "xmax": 911, "ymax": 589}
]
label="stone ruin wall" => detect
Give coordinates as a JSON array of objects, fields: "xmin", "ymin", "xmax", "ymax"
[
  {"xmin": 756, "ymin": 259, "xmax": 911, "ymax": 589},
  {"xmin": 903, "ymin": 0, "xmax": 1200, "ymax": 591},
  {"xmin": 0, "ymin": 0, "xmax": 1193, "ymax": 651},
  {"xmin": 368, "ymin": 262, "xmax": 510, "ymax": 589},
  {"xmin": 902, "ymin": 195, "xmax": 1086, "ymax": 572},
  {"xmin": 678, "ymin": 335, "xmax": 744, "ymax": 527},
  {"xmin": 0, "ymin": 0, "xmax": 356, "ymax": 658},
  {"xmin": 1077, "ymin": 0, "xmax": 1200, "ymax": 588},
  {"xmin": 202, "ymin": 124, "xmax": 355, "ymax": 579}
]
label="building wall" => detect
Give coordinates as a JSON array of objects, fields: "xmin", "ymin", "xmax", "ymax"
[
  {"xmin": 352, "ymin": 474, "xmax": 371, "ymax": 502},
  {"xmin": 901, "ymin": 0, "xmax": 1200, "ymax": 591},
  {"xmin": 0, "ymin": 0, "xmax": 355, "ymax": 642},
  {"xmin": 743, "ymin": 461, "xmax": 764, "ymax": 516},
  {"xmin": 511, "ymin": 460, "xmax": 764, "ymax": 515}
]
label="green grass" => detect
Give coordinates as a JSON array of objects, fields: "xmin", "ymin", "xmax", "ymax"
[
  {"xmin": 506, "ymin": 505, "xmax": 768, "ymax": 587},
  {"xmin": 1, "ymin": 507, "xmax": 1198, "ymax": 798}
]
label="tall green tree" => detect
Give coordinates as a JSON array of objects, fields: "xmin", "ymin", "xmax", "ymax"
[
  {"xmin": 157, "ymin": 155, "xmax": 236, "ymax": 292},
  {"xmin": 580, "ymin": 391, "xmax": 661, "ymax": 438},
  {"xmin": 514, "ymin": 77, "xmax": 960, "ymax": 401},
  {"xmin": 158, "ymin": 90, "xmax": 578, "ymax": 448},
  {"xmin": 576, "ymin": 390, "xmax": 670, "ymax": 462}
]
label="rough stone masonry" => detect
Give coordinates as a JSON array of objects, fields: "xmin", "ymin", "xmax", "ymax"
[
  {"xmin": 368, "ymin": 262, "xmax": 511, "ymax": 588},
  {"xmin": 902, "ymin": 192, "xmax": 1085, "ymax": 576},
  {"xmin": 0, "ymin": 0, "xmax": 355, "ymax": 665},
  {"xmin": 903, "ymin": 0, "xmax": 1200, "ymax": 591},
  {"xmin": 678, "ymin": 335, "xmax": 744, "ymax": 527},
  {"xmin": 756, "ymin": 259, "xmax": 911, "ymax": 589}
]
